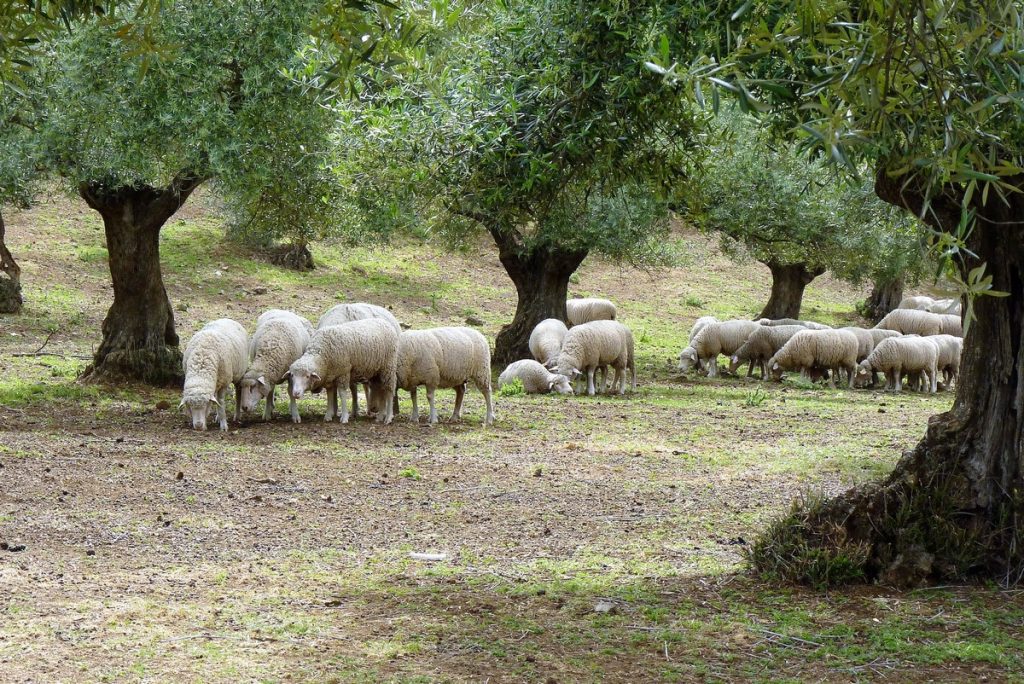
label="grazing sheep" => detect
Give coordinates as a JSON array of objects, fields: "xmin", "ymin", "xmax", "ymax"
[
  {"xmin": 288, "ymin": 319, "xmax": 399, "ymax": 424},
  {"xmin": 728, "ymin": 324, "xmax": 805, "ymax": 378},
  {"xmin": 317, "ymin": 303, "xmax": 402, "ymax": 416},
  {"xmin": 678, "ymin": 320, "xmax": 759, "ymax": 377},
  {"xmin": 874, "ymin": 309, "xmax": 945, "ymax": 336},
  {"xmin": 529, "ymin": 318, "xmax": 569, "ymax": 369},
  {"xmin": 566, "ymin": 297, "xmax": 617, "ymax": 326},
  {"xmin": 898, "ymin": 295, "xmax": 935, "ymax": 311},
  {"xmin": 758, "ymin": 318, "xmax": 832, "ymax": 330},
  {"xmin": 395, "ymin": 327, "xmax": 494, "ymax": 425},
  {"xmin": 239, "ymin": 310, "xmax": 314, "ymax": 423},
  {"xmin": 498, "ymin": 360, "xmax": 573, "ymax": 395},
  {"xmin": 927, "ymin": 298, "xmax": 962, "ymax": 315},
  {"xmin": 929, "ymin": 334, "xmax": 963, "ymax": 389},
  {"xmin": 687, "ymin": 315, "xmax": 719, "ymax": 372},
  {"xmin": 856, "ymin": 336, "xmax": 939, "ymax": 393},
  {"xmin": 557, "ymin": 320, "xmax": 634, "ymax": 395},
  {"xmin": 180, "ymin": 319, "xmax": 249, "ymax": 431},
  {"xmin": 767, "ymin": 329, "xmax": 860, "ymax": 389},
  {"xmin": 839, "ymin": 327, "xmax": 877, "ymax": 362},
  {"xmin": 937, "ymin": 313, "xmax": 963, "ymax": 337},
  {"xmin": 860, "ymin": 329, "xmax": 902, "ymax": 387}
]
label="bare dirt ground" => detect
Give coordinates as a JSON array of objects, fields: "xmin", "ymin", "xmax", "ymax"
[{"xmin": 1, "ymin": 193, "xmax": 1020, "ymax": 683}]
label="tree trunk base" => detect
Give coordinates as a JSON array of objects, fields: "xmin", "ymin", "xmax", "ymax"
[
  {"xmin": 81, "ymin": 345, "xmax": 184, "ymax": 387},
  {"xmin": 0, "ymin": 274, "xmax": 21, "ymax": 314},
  {"xmin": 270, "ymin": 243, "xmax": 315, "ymax": 271},
  {"xmin": 859, "ymin": 277, "xmax": 904, "ymax": 324}
]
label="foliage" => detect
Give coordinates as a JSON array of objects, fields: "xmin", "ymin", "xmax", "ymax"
[{"xmin": 498, "ymin": 378, "xmax": 525, "ymax": 398}]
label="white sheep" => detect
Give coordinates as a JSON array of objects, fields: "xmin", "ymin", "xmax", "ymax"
[
  {"xmin": 929, "ymin": 334, "xmax": 963, "ymax": 389},
  {"xmin": 728, "ymin": 324, "xmax": 805, "ymax": 378},
  {"xmin": 678, "ymin": 320, "xmax": 759, "ymax": 377},
  {"xmin": 288, "ymin": 318, "xmax": 399, "ymax": 424},
  {"xmin": 874, "ymin": 309, "xmax": 945, "ymax": 336},
  {"xmin": 937, "ymin": 313, "xmax": 963, "ymax": 337},
  {"xmin": 498, "ymin": 360, "xmax": 573, "ymax": 395},
  {"xmin": 687, "ymin": 315, "xmax": 719, "ymax": 372},
  {"xmin": 758, "ymin": 318, "xmax": 832, "ymax": 330},
  {"xmin": 395, "ymin": 327, "xmax": 494, "ymax": 425},
  {"xmin": 859, "ymin": 329, "xmax": 902, "ymax": 387},
  {"xmin": 529, "ymin": 318, "xmax": 569, "ymax": 369},
  {"xmin": 317, "ymin": 302, "xmax": 402, "ymax": 416},
  {"xmin": 557, "ymin": 320, "xmax": 635, "ymax": 395},
  {"xmin": 566, "ymin": 297, "xmax": 617, "ymax": 326},
  {"xmin": 767, "ymin": 329, "xmax": 860, "ymax": 389},
  {"xmin": 239, "ymin": 310, "xmax": 314, "ymax": 423},
  {"xmin": 897, "ymin": 295, "xmax": 935, "ymax": 311},
  {"xmin": 856, "ymin": 336, "xmax": 939, "ymax": 393},
  {"xmin": 180, "ymin": 319, "xmax": 249, "ymax": 431},
  {"xmin": 927, "ymin": 298, "xmax": 961, "ymax": 315}
]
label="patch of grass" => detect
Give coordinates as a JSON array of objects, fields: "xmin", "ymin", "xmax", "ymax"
[
  {"xmin": 0, "ymin": 378, "xmax": 104, "ymax": 408},
  {"xmin": 498, "ymin": 378, "xmax": 525, "ymax": 397},
  {"xmin": 399, "ymin": 467, "xmax": 421, "ymax": 480}
]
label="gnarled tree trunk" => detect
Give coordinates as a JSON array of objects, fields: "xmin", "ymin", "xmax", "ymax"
[
  {"xmin": 489, "ymin": 227, "xmax": 588, "ymax": 366},
  {"xmin": 758, "ymin": 261, "xmax": 824, "ymax": 320},
  {"xmin": 756, "ymin": 171, "xmax": 1024, "ymax": 586},
  {"xmin": 863, "ymin": 275, "xmax": 904, "ymax": 323},
  {"xmin": 0, "ymin": 209, "xmax": 22, "ymax": 314},
  {"xmin": 79, "ymin": 175, "xmax": 204, "ymax": 386}
]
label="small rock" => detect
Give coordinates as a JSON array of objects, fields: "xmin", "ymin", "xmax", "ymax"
[
  {"xmin": 252, "ymin": 286, "xmax": 268, "ymax": 295},
  {"xmin": 533, "ymin": 466, "xmax": 543, "ymax": 477},
  {"xmin": 155, "ymin": 400, "xmax": 171, "ymax": 411},
  {"xmin": 86, "ymin": 549, "xmax": 95, "ymax": 557},
  {"xmin": 321, "ymin": 494, "xmax": 333, "ymax": 503},
  {"xmin": 409, "ymin": 552, "xmax": 447, "ymax": 562},
  {"xmin": 465, "ymin": 315, "xmax": 486, "ymax": 327},
  {"xmin": 593, "ymin": 600, "xmax": 617, "ymax": 614},
  {"xmin": 4, "ymin": 543, "xmax": 26, "ymax": 553},
  {"xmin": 176, "ymin": 471, "xmax": 184, "ymax": 481},
  {"xmin": 878, "ymin": 408, "xmax": 886, "ymax": 414},
  {"xmin": 177, "ymin": 302, "xmax": 189, "ymax": 312}
]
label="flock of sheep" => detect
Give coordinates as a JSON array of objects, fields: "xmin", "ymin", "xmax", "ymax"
[
  {"xmin": 677, "ymin": 294, "xmax": 964, "ymax": 392},
  {"xmin": 179, "ymin": 298, "xmax": 632, "ymax": 431}
]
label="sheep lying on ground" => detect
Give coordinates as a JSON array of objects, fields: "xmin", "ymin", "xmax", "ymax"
[
  {"xmin": 498, "ymin": 360, "xmax": 573, "ymax": 395},
  {"xmin": 288, "ymin": 318, "xmax": 399, "ymax": 424},
  {"xmin": 875, "ymin": 308, "xmax": 945, "ymax": 336},
  {"xmin": 898, "ymin": 295, "xmax": 935, "ymax": 311},
  {"xmin": 394, "ymin": 327, "xmax": 494, "ymax": 425},
  {"xmin": 929, "ymin": 334, "xmax": 963, "ymax": 389},
  {"xmin": 529, "ymin": 318, "xmax": 569, "ymax": 369},
  {"xmin": 566, "ymin": 298, "xmax": 617, "ymax": 326},
  {"xmin": 180, "ymin": 319, "xmax": 249, "ymax": 431},
  {"xmin": 557, "ymin": 320, "xmax": 635, "ymax": 395},
  {"xmin": 767, "ymin": 329, "xmax": 859, "ymax": 389},
  {"xmin": 758, "ymin": 318, "xmax": 832, "ymax": 330},
  {"xmin": 239, "ymin": 310, "xmax": 314, "ymax": 423},
  {"xmin": 856, "ymin": 336, "xmax": 938, "ymax": 393},
  {"xmin": 317, "ymin": 303, "xmax": 402, "ymax": 416},
  {"xmin": 679, "ymin": 320, "xmax": 758, "ymax": 377},
  {"xmin": 728, "ymin": 324, "xmax": 805, "ymax": 378}
]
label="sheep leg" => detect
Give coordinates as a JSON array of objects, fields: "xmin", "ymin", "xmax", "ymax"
[
  {"xmin": 233, "ymin": 384, "xmax": 242, "ymax": 423},
  {"xmin": 706, "ymin": 356, "xmax": 718, "ymax": 378},
  {"xmin": 324, "ymin": 384, "xmax": 337, "ymax": 422},
  {"xmin": 338, "ymin": 381, "xmax": 350, "ymax": 424},
  {"xmin": 410, "ymin": 387, "xmax": 420, "ymax": 423},
  {"xmin": 450, "ymin": 384, "xmax": 466, "ymax": 422},
  {"xmin": 364, "ymin": 383, "xmax": 372, "ymax": 414},
  {"xmin": 289, "ymin": 392, "xmax": 301, "ymax": 424},
  {"xmin": 217, "ymin": 387, "xmax": 229, "ymax": 432},
  {"xmin": 428, "ymin": 387, "xmax": 440, "ymax": 424},
  {"xmin": 930, "ymin": 363, "xmax": 938, "ymax": 393},
  {"xmin": 480, "ymin": 381, "xmax": 494, "ymax": 426},
  {"xmin": 586, "ymin": 367, "xmax": 597, "ymax": 396},
  {"xmin": 894, "ymin": 368, "xmax": 903, "ymax": 393},
  {"xmin": 350, "ymin": 382, "xmax": 359, "ymax": 418},
  {"xmin": 846, "ymin": 364, "xmax": 856, "ymax": 390},
  {"xmin": 827, "ymin": 366, "xmax": 837, "ymax": 390},
  {"xmin": 614, "ymin": 366, "xmax": 625, "ymax": 395},
  {"xmin": 263, "ymin": 386, "xmax": 274, "ymax": 421}
]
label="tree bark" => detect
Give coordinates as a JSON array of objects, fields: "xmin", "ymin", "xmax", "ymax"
[
  {"xmin": 759, "ymin": 170, "xmax": 1024, "ymax": 586},
  {"xmin": 0, "ymin": 208, "xmax": 22, "ymax": 314},
  {"xmin": 79, "ymin": 174, "xmax": 204, "ymax": 386},
  {"xmin": 863, "ymin": 275, "xmax": 904, "ymax": 323},
  {"xmin": 758, "ymin": 261, "xmax": 824, "ymax": 320},
  {"xmin": 489, "ymin": 227, "xmax": 588, "ymax": 367}
]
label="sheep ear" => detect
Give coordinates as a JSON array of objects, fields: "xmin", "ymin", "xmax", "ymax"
[
  {"xmin": 311, "ymin": 372, "xmax": 322, "ymax": 382},
  {"xmin": 177, "ymin": 400, "xmax": 185, "ymax": 411},
  {"xmin": 257, "ymin": 375, "xmax": 268, "ymax": 389},
  {"xmin": 209, "ymin": 395, "xmax": 221, "ymax": 407},
  {"xmin": 772, "ymin": 363, "xmax": 780, "ymax": 371},
  {"xmin": 548, "ymin": 379, "xmax": 557, "ymax": 389},
  {"xmin": 282, "ymin": 370, "xmax": 292, "ymax": 380},
  {"xmin": 730, "ymin": 355, "xmax": 738, "ymax": 364}
]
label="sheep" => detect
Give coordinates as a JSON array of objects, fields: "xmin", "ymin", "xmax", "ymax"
[
  {"xmin": 566, "ymin": 297, "xmax": 617, "ymax": 326},
  {"xmin": 557, "ymin": 320, "xmax": 635, "ymax": 395},
  {"xmin": 239, "ymin": 310, "xmax": 314, "ymax": 423},
  {"xmin": 927, "ymin": 298, "xmax": 961, "ymax": 315},
  {"xmin": 529, "ymin": 318, "xmax": 569, "ymax": 369},
  {"xmin": 758, "ymin": 318, "xmax": 832, "ymax": 330},
  {"xmin": 394, "ymin": 327, "xmax": 494, "ymax": 425},
  {"xmin": 874, "ymin": 309, "xmax": 945, "ymax": 336},
  {"xmin": 287, "ymin": 318, "xmax": 399, "ymax": 424},
  {"xmin": 317, "ymin": 303, "xmax": 402, "ymax": 416},
  {"xmin": 860, "ymin": 329, "xmax": 902, "ymax": 387},
  {"xmin": 929, "ymin": 334, "xmax": 963, "ymax": 389},
  {"xmin": 687, "ymin": 315, "xmax": 719, "ymax": 372},
  {"xmin": 498, "ymin": 359, "xmax": 573, "ymax": 395},
  {"xmin": 937, "ymin": 313, "xmax": 963, "ymax": 337},
  {"xmin": 856, "ymin": 336, "xmax": 939, "ymax": 393},
  {"xmin": 897, "ymin": 295, "xmax": 935, "ymax": 311},
  {"xmin": 728, "ymin": 324, "xmax": 805, "ymax": 378},
  {"xmin": 767, "ymin": 329, "xmax": 859, "ymax": 389},
  {"xmin": 180, "ymin": 319, "xmax": 249, "ymax": 431},
  {"xmin": 678, "ymin": 320, "xmax": 759, "ymax": 377}
]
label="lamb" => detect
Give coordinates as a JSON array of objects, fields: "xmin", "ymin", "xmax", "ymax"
[
  {"xmin": 929, "ymin": 334, "xmax": 963, "ymax": 389},
  {"xmin": 728, "ymin": 324, "xmax": 805, "ymax": 378},
  {"xmin": 566, "ymin": 297, "xmax": 617, "ymax": 326},
  {"xmin": 874, "ymin": 309, "xmax": 945, "ymax": 336},
  {"xmin": 678, "ymin": 320, "xmax": 759, "ymax": 377},
  {"xmin": 557, "ymin": 320, "xmax": 635, "ymax": 395},
  {"xmin": 239, "ymin": 310, "xmax": 314, "ymax": 423},
  {"xmin": 897, "ymin": 295, "xmax": 935, "ymax": 311},
  {"xmin": 767, "ymin": 329, "xmax": 860, "ymax": 389},
  {"xmin": 498, "ymin": 360, "xmax": 573, "ymax": 395},
  {"xmin": 927, "ymin": 298, "xmax": 961, "ymax": 315},
  {"xmin": 758, "ymin": 318, "xmax": 832, "ymax": 330},
  {"xmin": 529, "ymin": 318, "xmax": 569, "ymax": 369},
  {"xmin": 317, "ymin": 303, "xmax": 402, "ymax": 416},
  {"xmin": 856, "ymin": 336, "xmax": 939, "ymax": 393},
  {"xmin": 860, "ymin": 329, "xmax": 902, "ymax": 387},
  {"xmin": 394, "ymin": 327, "xmax": 494, "ymax": 425},
  {"xmin": 287, "ymin": 318, "xmax": 399, "ymax": 424},
  {"xmin": 179, "ymin": 319, "xmax": 249, "ymax": 431}
]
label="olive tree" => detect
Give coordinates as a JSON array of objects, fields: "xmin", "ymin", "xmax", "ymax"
[{"xmin": 657, "ymin": 1, "xmax": 1024, "ymax": 584}]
